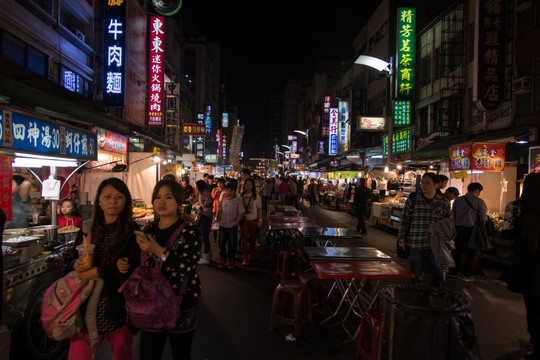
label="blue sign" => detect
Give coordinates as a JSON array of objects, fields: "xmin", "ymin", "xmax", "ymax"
[
  {"xmin": 1, "ymin": 110, "xmax": 97, "ymax": 159},
  {"xmin": 329, "ymin": 134, "xmax": 338, "ymax": 155},
  {"xmin": 204, "ymin": 105, "xmax": 212, "ymax": 134},
  {"xmin": 103, "ymin": 1, "xmax": 126, "ymax": 106}
]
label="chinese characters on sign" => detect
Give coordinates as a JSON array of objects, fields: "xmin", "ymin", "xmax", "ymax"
[
  {"xmin": 92, "ymin": 127, "xmax": 127, "ymax": 170},
  {"xmin": 204, "ymin": 105, "xmax": 212, "ymax": 134},
  {"xmin": 474, "ymin": 0, "xmax": 506, "ymax": 111},
  {"xmin": 195, "ymin": 113, "xmax": 205, "ymax": 159},
  {"xmin": 104, "ymin": 1, "xmax": 126, "ymax": 106},
  {"xmin": 449, "ymin": 144, "xmax": 472, "ymax": 171},
  {"xmin": 0, "ymin": 156, "xmax": 12, "ymax": 221},
  {"xmin": 396, "ymin": 8, "xmax": 416, "ymax": 99},
  {"xmin": 328, "ymin": 108, "xmax": 338, "ymax": 156},
  {"xmin": 338, "ymin": 100, "xmax": 349, "ymax": 153},
  {"xmin": 471, "ymin": 142, "xmax": 505, "ymax": 171},
  {"xmin": 148, "ymin": 16, "xmax": 165, "ymax": 126},
  {"xmin": 393, "ymin": 100, "xmax": 411, "ymax": 126},
  {"xmin": 359, "ymin": 117, "xmax": 385, "ymax": 131},
  {"xmin": 182, "ymin": 123, "xmax": 205, "ymax": 136},
  {"xmin": 383, "ymin": 128, "xmax": 411, "ymax": 155},
  {"xmin": 322, "ymin": 95, "xmax": 331, "ymax": 137},
  {"xmin": 1, "ymin": 110, "xmax": 96, "ymax": 159}
]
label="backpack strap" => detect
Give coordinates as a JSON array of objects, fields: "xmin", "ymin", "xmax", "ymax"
[{"xmin": 165, "ymin": 221, "xmax": 191, "ymax": 250}]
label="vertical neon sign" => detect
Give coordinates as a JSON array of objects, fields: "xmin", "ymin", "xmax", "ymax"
[
  {"xmin": 328, "ymin": 108, "xmax": 338, "ymax": 156},
  {"xmin": 148, "ymin": 16, "xmax": 165, "ymax": 126},
  {"xmin": 396, "ymin": 8, "xmax": 416, "ymax": 99},
  {"xmin": 104, "ymin": 0, "xmax": 126, "ymax": 106}
]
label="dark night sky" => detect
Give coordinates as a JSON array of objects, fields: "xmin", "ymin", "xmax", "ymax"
[{"xmin": 178, "ymin": 1, "xmax": 382, "ymax": 158}]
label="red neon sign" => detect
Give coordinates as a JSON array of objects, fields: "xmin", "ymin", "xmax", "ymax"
[{"xmin": 148, "ymin": 16, "xmax": 164, "ymax": 126}]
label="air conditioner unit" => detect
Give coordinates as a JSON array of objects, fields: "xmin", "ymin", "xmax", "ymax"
[
  {"xmin": 75, "ymin": 29, "xmax": 85, "ymax": 42},
  {"xmin": 514, "ymin": 77, "xmax": 532, "ymax": 94}
]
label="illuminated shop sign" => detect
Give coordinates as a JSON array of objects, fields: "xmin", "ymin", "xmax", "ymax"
[
  {"xmin": 393, "ymin": 100, "xmax": 411, "ymax": 126},
  {"xmin": 148, "ymin": 16, "xmax": 165, "ymax": 126},
  {"xmin": 222, "ymin": 113, "xmax": 229, "ymax": 128},
  {"xmin": 359, "ymin": 117, "xmax": 385, "ymax": 131},
  {"xmin": 449, "ymin": 144, "xmax": 471, "ymax": 171},
  {"xmin": 104, "ymin": 1, "xmax": 126, "ymax": 106},
  {"xmin": 0, "ymin": 110, "xmax": 96, "ymax": 159},
  {"xmin": 182, "ymin": 123, "xmax": 205, "ymax": 136},
  {"xmin": 322, "ymin": 95, "xmax": 331, "ymax": 137},
  {"xmin": 204, "ymin": 105, "xmax": 212, "ymax": 134},
  {"xmin": 396, "ymin": 8, "xmax": 416, "ymax": 99},
  {"xmin": 216, "ymin": 129, "xmax": 222, "ymax": 159},
  {"xmin": 328, "ymin": 108, "xmax": 338, "ymax": 156},
  {"xmin": 292, "ymin": 140, "xmax": 297, "ymax": 153},
  {"xmin": 474, "ymin": 0, "xmax": 506, "ymax": 111},
  {"xmin": 338, "ymin": 100, "xmax": 349, "ymax": 153},
  {"xmin": 471, "ymin": 142, "xmax": 505, "ymax": 171},
  {"xmin": 383, "ymin": 128, "xmax": 411, "ymax": 155},
  {"xmin": 92, "ymin": 127, "xmax": 127, "ymax": 170},
  {"xmin": 193, "ymin": 112, "xmax": 205, "ymax": 158},
  {"xmin": 204, "ymin": 154, "xmax": 218, "ymax": 164},
  {"xmin": 222, "ymin": 134, "xmax": 227, "ymax": 160}
]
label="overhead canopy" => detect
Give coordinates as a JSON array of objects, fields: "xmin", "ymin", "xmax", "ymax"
[{"xmin": 414, "ymin": 126, "xmax": 536, "ymax": 161}]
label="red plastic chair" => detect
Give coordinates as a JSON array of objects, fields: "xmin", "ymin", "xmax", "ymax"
[
  {"xmin": 356, "ymin": 299, "xmax": 387, "ymax": 360},
  {"xmin": 275, "ymin": 249, "xmax": 303, "ymax": 280},
  {"xmin": 269, "ymin": 280, "xmax": 314, "ymax": 337}
]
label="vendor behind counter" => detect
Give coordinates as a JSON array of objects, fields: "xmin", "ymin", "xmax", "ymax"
[{"xmin": 5, "ymin": 175, "xmax": 32, "ymax": 229}]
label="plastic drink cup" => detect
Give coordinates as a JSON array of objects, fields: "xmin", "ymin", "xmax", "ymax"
[{"xmin": 76, "ymin": 244, "xmax": 95, "ymax": 269}]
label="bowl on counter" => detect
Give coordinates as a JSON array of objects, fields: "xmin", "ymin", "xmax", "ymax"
[{"xmin": 58, "ymin": 229, "xmax": 80, "ymax": 243}]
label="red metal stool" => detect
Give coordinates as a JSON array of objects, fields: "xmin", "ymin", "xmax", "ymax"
[
  {"xmin": 356, "ymin": 300, "xmax": 386, "ymax": 360},
  {"xmin": 269, "ymin": 280, "xmax": 314, "ymax": 337},
  {"xmin": 299, "ymin": 272, "xmax": 331, "ymax": 315},
  {"xmin": 275, "ymin": 249, "xmax": 303, "ymax": 280}
]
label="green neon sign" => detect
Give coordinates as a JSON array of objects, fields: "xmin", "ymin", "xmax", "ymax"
[{"xmin": 396, "ymin": 8, "xmax": 416, "ymax": 99}]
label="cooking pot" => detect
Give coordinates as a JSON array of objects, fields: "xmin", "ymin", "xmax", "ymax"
[
  {"xmin": 29, "ymin": 225, "xmax": 58, "ymax": 242},
  {"xmin": 58, "ymin": 230, "xmax": 79, "ymax": 243}
]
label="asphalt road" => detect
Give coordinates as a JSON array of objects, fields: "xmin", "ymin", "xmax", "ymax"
[{"xmin": 49, "ymin": 198, "xmax": 529, "ymax": 359}]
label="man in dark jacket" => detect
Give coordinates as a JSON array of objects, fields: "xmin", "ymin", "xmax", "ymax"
[{"xmin": 353, "ymin": 178, "xmax": 371, "ymax": 234}]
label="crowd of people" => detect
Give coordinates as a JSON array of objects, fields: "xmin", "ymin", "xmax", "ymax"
[
  {"xmin": 25, "ymin": 167, "xmax": 538, "ymax": 359},
  {"xmin": 61, "ymin": 168, "xmax": 279, "ymax": 359}
]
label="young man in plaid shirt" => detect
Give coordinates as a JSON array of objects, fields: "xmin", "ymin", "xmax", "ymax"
[{"xmin": 397, "ymin": 172, "xmax": 452, "ymax": 287}]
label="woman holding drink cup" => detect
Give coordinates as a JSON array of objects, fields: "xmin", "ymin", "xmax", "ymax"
[
  {"xmin": 135, "ymin": 179, "xmax": 201, "ymax": 360},
  {"xmin": 70, "ymin": 178, "xmax": 140, "ymax": 360}
]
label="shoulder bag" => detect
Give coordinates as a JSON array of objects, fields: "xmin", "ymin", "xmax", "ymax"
[{"xmin": 462, "ymin": 196, "xmax": 490, "ymax": 252}]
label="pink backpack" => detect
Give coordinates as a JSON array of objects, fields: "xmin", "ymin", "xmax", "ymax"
[
  {"xmin": 118, "ymin": 221, "xmax": 190, "ymax": 330},
  {"xmin": 41, "ymin": 270, "xmax": 103, "ymax": 347}
]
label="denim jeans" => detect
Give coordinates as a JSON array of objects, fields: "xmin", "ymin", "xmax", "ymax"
[
  {"xmin": 199, "ymin": 214, "xmax": 212, "ymax": 253},
  {"xmin": 218, "ymin": 226, "xmax": 238, "ymax": 259},
  {"xmin": 409, "ymin": 248, "xmax": 444, "ymax": 288}
]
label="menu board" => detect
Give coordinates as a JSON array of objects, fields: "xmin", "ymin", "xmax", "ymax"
[
  {"xmin": 471, "ymin": 143, "xmax": 505, "ymax": 172},
  {"xmin": 449, "ymin": 144, "xmax": 471, "ymax": 171}
]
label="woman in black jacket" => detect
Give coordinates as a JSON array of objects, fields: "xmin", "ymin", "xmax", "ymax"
[
  {"xmin": 70, "ymin": 178, "xmax": 140, "ymax": 360},
  {"xmin": 135, "ymin": 179, "xmax": 201, "ymax": 360},
  {"xmin": 503, "ymin": 172, "xmax": 540, "ymax": 359}
]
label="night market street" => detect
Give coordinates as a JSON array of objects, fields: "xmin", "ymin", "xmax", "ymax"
[{"xmin": 40, "ymin": 198, "xmax": 529, "ymax": 360}]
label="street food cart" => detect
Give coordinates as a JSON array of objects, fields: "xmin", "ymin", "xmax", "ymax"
[{"xmin": 1, "ymin": 108, "xmax": 97, "ymax": 359}]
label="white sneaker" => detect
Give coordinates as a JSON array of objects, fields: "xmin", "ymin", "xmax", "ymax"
[{"xmin": 199, "ymin": 253, "xmax": 210, "ymax": 265}]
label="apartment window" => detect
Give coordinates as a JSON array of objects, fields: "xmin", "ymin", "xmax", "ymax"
[
  {"xmin": 2, "ymin": 32, "xmax": 25, "ymax": 66},
  {"xmin": 419, "ymin": 107, "xmax": 429, "ymax": 136},
  {"xmin": 32, "ymin": 0, "xmax": 53, "ymax": 14},
  {"xmin": 1, "ymin": 32, "xmax": 48, "ymax": 77},
  {"xmin": 27, "ymin": 46, "xmax": 47, "ymax": 76}
]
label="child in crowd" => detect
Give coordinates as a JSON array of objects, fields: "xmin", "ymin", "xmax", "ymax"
[{"xmin": 57, "ymin": 198, "xmax": 84, "ymax": 228}]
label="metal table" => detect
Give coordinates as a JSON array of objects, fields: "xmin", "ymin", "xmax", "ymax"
[
  {"xmin": 298, "ymin": 227, "xmax": 363, "ymax": 246},
  {"xmin": 308, "ymin": 251, "xmax": 413, "ymax": 347}
]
